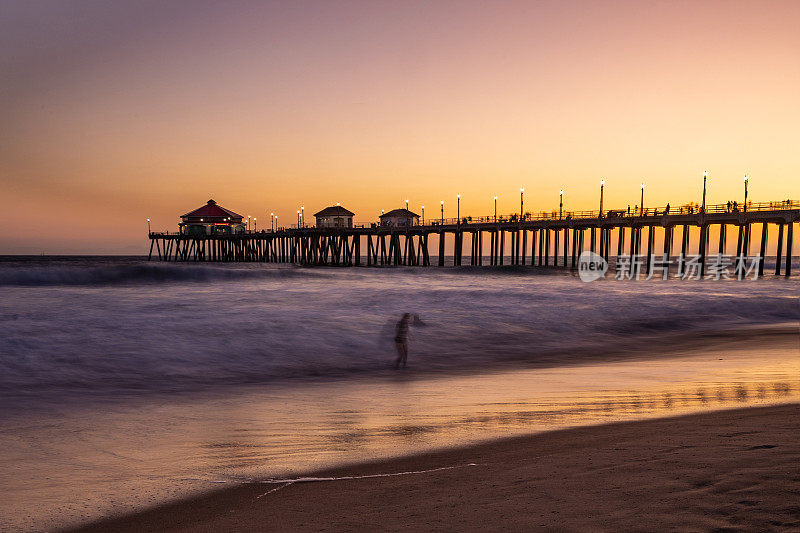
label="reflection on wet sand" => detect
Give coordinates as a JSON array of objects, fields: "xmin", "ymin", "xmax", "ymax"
[{"xmin": 318, "ymin": 381, "xmax": 797, "ymax": 448}]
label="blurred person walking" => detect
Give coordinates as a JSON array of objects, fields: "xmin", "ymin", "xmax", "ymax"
[{"xmin": 394, "ymin": 313, "xmax": 412, "ymax": 369}]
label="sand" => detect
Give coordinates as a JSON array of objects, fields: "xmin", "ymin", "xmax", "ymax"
[{"xmin": 68, "ymin": 403, "xmax": 800, "ymax": 532}]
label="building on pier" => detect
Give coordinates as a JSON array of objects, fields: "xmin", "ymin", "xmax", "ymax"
[
  {"xmin": 379, "ymin": 208, "xmax": 420, "ymax": 228},
  {"xmin": 314, "ymin": 205, "xmax": 355, "ymax": 228},
  {"xmin": 179, "ymin": 199, "xmax": 245, "ymax": 235}
]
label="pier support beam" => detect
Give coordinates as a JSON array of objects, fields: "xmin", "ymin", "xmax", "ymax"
[
  {"xmin": 544, "ymin": 229, "xmax": 550, "ymax": 266},
  {"xmin": 735, "ymin": 225, "xmax": 743, "ymax": 259},
  {"xmin": 538, "ymin": 229, "xmax": 544, "ymax": 266},
  {"xmin": 571, "ymin": 228, "xmax": 578, "ymax": 269},
  {"xmin": 758, "ymin": 223, "xmax": 767, "ymax": 277},
  {"xmin": 663, "ymin": 226, "xmax": 673, "ymax": 277},
  {"xmin": 677, "ymin": 225, "xmax": 689, "ymax": 277},
  {"xmin": 786, "ymin": 223, "xmax": 793, "ymax": 277},
  {"xmin": 553, "ymin": 229, "xmax": 560, "ymax": 267},
  {"xmin": 646, "ymin": 226, "xmax": 655, "ymax": 276},
  {"xmin": 698, "ymin": 225, "xmax": 707, "ymax": 278}
]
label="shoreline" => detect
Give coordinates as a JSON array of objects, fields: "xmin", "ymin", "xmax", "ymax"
[{"xmin": 68, "ymin": 403, "xmax": 800, "ymax": 532}]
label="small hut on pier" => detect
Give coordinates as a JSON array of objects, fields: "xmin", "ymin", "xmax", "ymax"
[
  {"xmin": 314, "ymin": 205, "xmax": 355, "ymax": 228},
  {"xmin": 379, "ymin": 208, "xmax": 420, "ymax": 228},
  {"xmin": 179, "ymin": 199, "xmax": 245, "ymax": 235}
]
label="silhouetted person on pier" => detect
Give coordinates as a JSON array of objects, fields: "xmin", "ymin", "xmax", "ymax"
[
  {"xmin": 627, "ymin": 205, "xmax": 631, "ymax": 216},
  {"xmin": 394, "ymin": 313, "xmax": 412, "ymax": 369},
  {"xmin": 727, "ymin": 201, "xmax": 732, "ymax": 212},
  {"xmin": 665, "ymin": 203, "xmax": 670, "ymax": 214}
]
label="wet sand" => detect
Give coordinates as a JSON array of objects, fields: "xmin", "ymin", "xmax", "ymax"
[
  {"xmin": 70, "ymin": 403, "xmax": 800, "ymax": 532},
  {"xmin": 2, "ymin": 326, "xmax": 796, "ymax": 532}
]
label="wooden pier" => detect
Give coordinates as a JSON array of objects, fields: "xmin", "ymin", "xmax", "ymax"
[{"xmin": 149, "ymin": 201, "xmax": 799, "ymax": 277}]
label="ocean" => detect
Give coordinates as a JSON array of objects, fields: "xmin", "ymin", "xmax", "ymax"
[
  {"xmin": 0, "ymin": 256, "xmax": 797, "ymax": 395},
  {"xmin": 0, "ymin": 257, "xmax": 798, "ymax": 531}
]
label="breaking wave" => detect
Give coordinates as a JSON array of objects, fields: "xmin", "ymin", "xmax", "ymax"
[{"xmin": 0, "ymin": 262, "xmax": 318, "ymax": 286}]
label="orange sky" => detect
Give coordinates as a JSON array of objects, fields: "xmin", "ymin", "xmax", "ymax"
[{"xmin": 1, "ymin": 0, "xmax": 799, "ymax": 254}]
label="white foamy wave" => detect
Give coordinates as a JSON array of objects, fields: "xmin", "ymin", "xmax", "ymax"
[{"xmin": 0, "ymin": 261, "xmax": 320, "ymax": 286}]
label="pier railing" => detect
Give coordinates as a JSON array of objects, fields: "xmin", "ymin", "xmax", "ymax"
[
  {"xmin": 150, "ymin": 200, "xmax": 800, "ymax": 236},
  {"xmin": 417, "ymin": 200, "xmax": 800, "ymax": 226}
]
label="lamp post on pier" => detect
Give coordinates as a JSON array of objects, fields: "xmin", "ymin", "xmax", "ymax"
[
  {"xmin": 702, "ymin": 171, "xmax": 708, "ymax": 213},
  {"xmin": 440, "ymin": 200, "xmax": 444, "ymax": 225},
  {"xmin": 247, "ymin": 215, "xmax": 251, "ymax": 231},
  {"xmin": 520, "ymin": 188, "xmax": 524, "ymax": 220},
  {"xmin": 274, "ymin": 215, "xmax": 278, "ymax": 229},
  {"xmin": 421, "ymin": 205, "xmax": 425, "ymax": 225},
  {"xmin": 599, "ymin": 179, "xmax": 605, "ymax": 218},
  {"xmin": 457, "ymin": 194, "xmax": 461, "ymax": 224},
  {"xmin": 405, "ymin": 199, "xmax": 409, "ymax": 210},
  {"xmin": 301, "ymin": 206, "xmax": 305, "ymax": 227},
  {"xmin": 146, "ymin": 218, "xmax": 151, "ymax": 234},
  {"xmin": 559, "ymin": 190, "xmax": 563, "ymax": 219},
  {"xmin": 640, "ymin": 183, "xmax": 645, "ymax": 216},
  {"xmin": 270, "ymin": 212, "xmax": 274, "ymax": 232},
  {"xmin": 743, "ymin": 175, "xmax": 749, "ymax": 212},
  {"xmin": 494, "ymin": 196, "xmax": 497, "ymax": 222},
  {"xmin": 254, "ymin": 217, "xmax": 257, "ymax": 231}
]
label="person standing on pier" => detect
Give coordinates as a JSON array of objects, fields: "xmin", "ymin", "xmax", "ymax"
[{"xmin": 394, "ymin": 313, "xmax": 412, "ymax": 369}]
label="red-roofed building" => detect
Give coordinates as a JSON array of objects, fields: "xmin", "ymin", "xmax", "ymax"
[{"xmin": 179, "ymin": 199, "xmax": 246, "ymax": 235}]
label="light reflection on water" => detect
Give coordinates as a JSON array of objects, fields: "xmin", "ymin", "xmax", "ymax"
[{"xmin": 1, "ymin": 345, "xmax": 798, "ymax": 532}]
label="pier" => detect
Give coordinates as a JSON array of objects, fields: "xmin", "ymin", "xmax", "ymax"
[{"xmin": 149, "ymin": 200, "xmax": 799, "ymax": 277}]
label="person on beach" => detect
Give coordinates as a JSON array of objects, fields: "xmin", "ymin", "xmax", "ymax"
[{"xmin": 394, "ymin": 313, "xmax": 412, "ymax": 369}]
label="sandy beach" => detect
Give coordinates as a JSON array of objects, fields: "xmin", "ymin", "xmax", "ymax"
[{"xmin": 68, "ymin": 403, "xmax": 799, "ymax": 532}]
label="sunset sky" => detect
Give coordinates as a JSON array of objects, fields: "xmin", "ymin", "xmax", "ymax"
[{"xmin": 2, "ymin": 0, "xmax": 799, "ymax": 254}]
